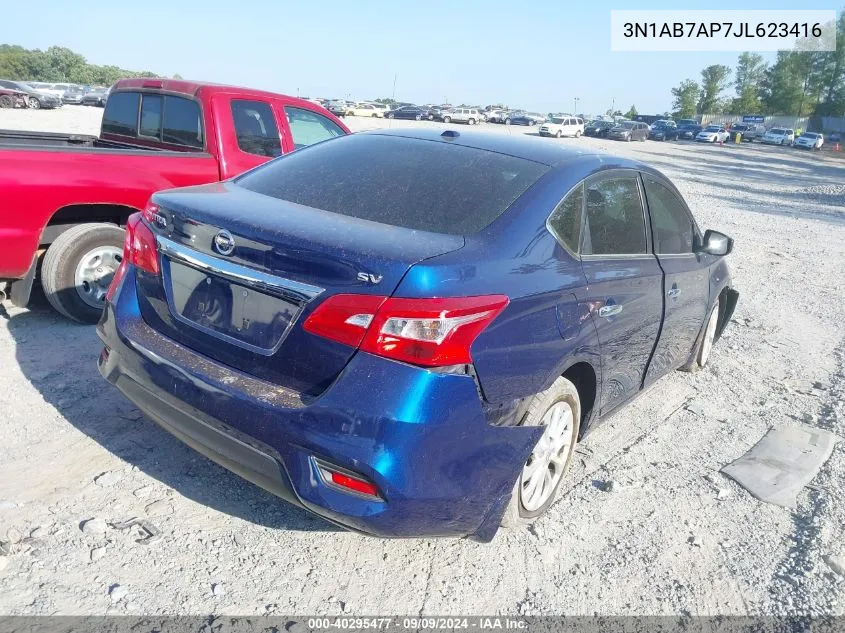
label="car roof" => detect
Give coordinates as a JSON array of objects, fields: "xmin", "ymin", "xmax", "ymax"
[
  {"xmin": 359, "ymin": 128, "xmax": 647, "ymax": 170},
  {"xmin": 112, "ymin": 77, "xmax": 296, "ymax": 102}
]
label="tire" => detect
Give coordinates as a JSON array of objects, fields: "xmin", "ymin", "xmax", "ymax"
[
  {"xmin": 504, "ymin": 118, "xmax": 511, "ymax": 125},
  {"xmin": 468, "ymin": 118, "xmax": 476, "ymax": 125},
  {"xmin": 501, "ymin": 377, "xmax": 581, "ymax": 528},
  {"xmin": 0, "ymin": 95, "xmax": 12, "ymax": 108},
  {"xmin": 28, "ymin": 97, "xmax": 41, "ymax": 109},
  {"xmin": 529, "ymin": 120, "xmax": 536, "ymax": 126},
  {"xmin": 415, "ymin": 114, "xmax": 421, "ymax": 121},
  {"xmin": 371, "ymin": 113, "xmax": 378, "ymax": 118},
  {"xmin": 41, "ymin": 223, "xmax": 126, "ymax": 324},
  {"xmin": 555, "ymin": 130, "xmax": 562, "ymax": 138},
  {"xmin": 428, "ymin": 114, "xmax": 434, "ymax": 121},
  {"xmin": 387, "ymin": 113, "xmax": 394, "ymax": 119},
  {"xmin": 575, "ymin": 130, "xmax": 581, "ymax": 138},
  {"xmin": 443, "ymin": 116, "xmax": 451, "ymax": 123}
]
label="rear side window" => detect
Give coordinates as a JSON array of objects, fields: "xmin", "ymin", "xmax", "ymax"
[
  {"xmin": 582, "ymin": 175, "xmax": 647, "ymax": 255},
  {"xmin": 102, "ymin": 92, "xmax": 139, "ymax": 136},
  {"xmin": 231, "ymin": 99, "xmax": 281, "ymax": 157},
  {"xmin": 285, "ymin": 107, "xmax": 345, "ymax": 150},
  {"xmin": 548, "ymin": 184, "xmax": 583, "ymax": 254},
  {"xmin": 236, "ymin": 134, "xmax": 549, "ymax": 235}
]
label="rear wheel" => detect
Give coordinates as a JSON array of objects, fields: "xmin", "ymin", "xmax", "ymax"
[
  {"xmin": 28, "ymin": 97, "xmax": 41, "ymax": 109},
  {"xmin": 0, "ymin": 95, "xmax": 12, "ymax": 108},
  {"xmin": 501, "ymin": 377, "xmax": 581, "ymax": 527},
  {"xmin": 415, "ymin": 114, "xmax": 422, "ymax": 121},
  {"xmin": 468, "ymin": 118, "xmax": 476, "ymax": 125},
  {"xmin": 575, "ymin": 130, "xmax": 581, "ymax": 138},
  {"xmin": 41, "ymin": 223, "xmax": 125, "ymax": 324},
  {"xmin": 443, "ymin": 116, "xmax": 451, "ymax": 123}
]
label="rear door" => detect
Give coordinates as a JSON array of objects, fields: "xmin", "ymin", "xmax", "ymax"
[
  {"xmin": 579, "ymin": 170, "xmax": 664, "ymax": 414},
  {"xmin": 641, "ymin": 174, "xmax": 710, "ymax": 384}
]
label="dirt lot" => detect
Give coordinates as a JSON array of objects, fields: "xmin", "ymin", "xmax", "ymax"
[{"xmin": 1, "ymin": 105, "xmax": 844, "ymax": 617}]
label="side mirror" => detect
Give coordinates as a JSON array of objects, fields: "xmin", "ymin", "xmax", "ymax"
[{"xmin": 698, "ymin": 229, "xmax": 734, "ymax": 256}]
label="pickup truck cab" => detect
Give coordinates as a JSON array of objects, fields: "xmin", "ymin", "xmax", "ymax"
[{"xmin": 0, "ymin": 78, "xmax": 349, "ymax": 322}]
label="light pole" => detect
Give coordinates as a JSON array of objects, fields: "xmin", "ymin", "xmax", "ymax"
[{"xmin": 573, "ymin": 97, "xmax": 579, "ymax": 115}]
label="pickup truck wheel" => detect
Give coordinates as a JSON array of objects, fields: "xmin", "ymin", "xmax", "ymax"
[
  {"xmin": 41, "ymin": 223, "xmax": 125, "ymax": 324},
  {"xmin": 501, "ymin": 377, "xmax": 580, "ymax": 528}
]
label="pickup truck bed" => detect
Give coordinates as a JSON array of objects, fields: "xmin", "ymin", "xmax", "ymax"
[{"xmin": 0, "ymin": 78, "xmax": 349, "ymax": 323}]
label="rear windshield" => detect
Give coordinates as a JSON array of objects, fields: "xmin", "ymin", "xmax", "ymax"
[{"xmin": 235, "ymin": 134, "xmax": 550, "ymax": 234}]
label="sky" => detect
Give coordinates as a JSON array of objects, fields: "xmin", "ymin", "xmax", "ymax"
[{"xmin": 0, "ymin": 0, "xmax": 837, "ymax": 115}]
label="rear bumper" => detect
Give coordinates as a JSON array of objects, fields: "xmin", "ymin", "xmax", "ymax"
[{"xmin": 97, "ymin": 271, "xmax": 540, "ymax": 540}]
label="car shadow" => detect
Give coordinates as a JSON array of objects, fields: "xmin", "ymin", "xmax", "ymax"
[{"xmin": 7, "ymin": 291, "xmax": 339, "ymax": 533}]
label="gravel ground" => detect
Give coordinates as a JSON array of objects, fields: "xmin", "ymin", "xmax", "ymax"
[{"xmin": 0, "ymin": 105, "xmax": 844, "ymax": 617}]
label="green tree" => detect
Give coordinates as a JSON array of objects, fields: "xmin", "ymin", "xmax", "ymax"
[
  {"xmin": 624, "ymin": 105, "xmax": 638, "ymax": 119},
  {"xmin": 697, "ymin": 64, "xmax": 732, "ymax": 114},
  {"xmin": 731, "ymin": 52, "xmax": 767, "ymax": 114},
  {"xmin": 671, "ymin": 79, "xmax": 700, "ymax": 119}
]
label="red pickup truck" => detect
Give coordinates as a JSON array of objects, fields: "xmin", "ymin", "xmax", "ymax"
[{"xmin": 0, "ymin": 78, "xmax": 349, "ymax": 322}]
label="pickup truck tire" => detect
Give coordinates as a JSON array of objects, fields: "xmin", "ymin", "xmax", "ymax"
[
  {"xmin": 501, "ymin": 377, "xmax": 581, "ymax": 528},
  {"xmin": 41, "ymin": 223, "xmax": 125, "ymax": 324}
]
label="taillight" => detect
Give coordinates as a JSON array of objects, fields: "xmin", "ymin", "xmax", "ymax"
[
  {"xmin": 106, "ymin": 213, "xmax": 159, "ymax": 301},
  {"xmin": 125, "ymin": 212, "xmax": 159, "ymax": 274},
  {"xmin": 303, "ymin": 294, "xmax": 508, "ymax": 367},
  {"xmin": 314, "ymin": 459, "xmax": 381, "ymax": 499}
]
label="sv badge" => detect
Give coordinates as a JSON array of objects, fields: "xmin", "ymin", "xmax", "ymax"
[{"xmin": 357, "ymin": 272, "xmax": 383, "ymax": 284}]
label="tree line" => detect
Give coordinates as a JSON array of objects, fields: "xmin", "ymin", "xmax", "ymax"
[
  {"xmin": 0, "ymin": 44, "xmax": 179, "ymax": 86},
  {"xmin": 670, "ymin": 11, "xmax": 845, "ymax": 120}
]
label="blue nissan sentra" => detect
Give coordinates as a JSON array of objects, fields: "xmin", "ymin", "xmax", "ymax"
[{"xmin": 97, "ymin": 129, "xmax": 738, "ymax": 541}]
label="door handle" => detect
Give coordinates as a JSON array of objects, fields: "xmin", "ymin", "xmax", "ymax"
[
  {"xmin": 598, "ymin": 304, "xmax": 623, "ymax": 318},
  {"xmin": 667, "ymin": 288, "xmax": 682, "ymax": 299}
]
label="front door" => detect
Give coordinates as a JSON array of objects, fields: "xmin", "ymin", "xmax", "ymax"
[
  {"xmin": 641, "ymin": 174, "xmax": 711, "ymax": 384},
  {"xmin": 579, "ymin": 170, "xmax": 664, "ymax": 414}
]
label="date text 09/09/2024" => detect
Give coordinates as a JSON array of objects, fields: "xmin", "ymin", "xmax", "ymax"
[{"xmin": 623, "ymin": 22, "xmax": 823, "ymax": 39}]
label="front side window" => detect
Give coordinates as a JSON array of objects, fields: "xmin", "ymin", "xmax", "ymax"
[
  {"xmin": 582, "ymin": 175, "xmax": 647, "ymax": 255},
  {"xmin": 548, "ymin": 184, "xmax": 583, "ymax": 254},
  {"xmin": 102, "ymin": 92, "xmax": 140, "ymax": 137},
  {"xmin": 643, "ymin": 177, "xmax": 696, "ymax": 254},
  {"xmin": 284, "ymin": 106, "xmax": 345, "ymax": 150},
  {"xmin": 231, "ymin": 99, "xmax": 281, "ymax": 157}
]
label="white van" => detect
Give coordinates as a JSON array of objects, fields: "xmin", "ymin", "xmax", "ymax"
[{"xmin": 540, "ymin": 116, "xmax": 584, "ymax": 138}]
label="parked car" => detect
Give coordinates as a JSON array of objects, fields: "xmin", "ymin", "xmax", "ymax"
[
  {"xmin": 829, "ymin": 132, "xmax": 841, "ymax": 143},
  {"xmin": 609, "ymin": 121, "xmax": 649, "ymax": 142},
  {"xmin": 677, "ymin": 123, "xmax": 702, "ymax": 140},
  {"xmin": 509, "ymin": 112, "xmax": 547, "ymax": 126},
  {"xmin": 485, "ymin": 109, "xmax": 506, "ymax": 123},
  {"xmin": 349, "ymin": 103, "xmax": 384, "ymax": 118},
  {"xmin": 539, "ymin": 116, "xmax": 584, "ymax": 138},
  {"xmin": 695, "ymin": 125, "xmax": 730, "ymax": 143},
  {"xmin": 0, "ymin": 77, "xmax": 350, "ymax": 323},
  {"xmin": 726, "ymin": 123, "xmax": 763, "ymax": 142},
  {"xmin": 648, "ymin": 120, "xmax": 679, "ymax": 141},
  {"xmin": 761, "ymin": 128, "xmax": 795, "ymax": 146},
  {"xmin": 385, "ymin": 105, "xmax": 429, "ymax": 120},
  {"xmin": 423, "ymin": 106, "xmax": 448, "ymax": 121},
  {"xmin": 62, "ymin": 86, "xmax": 86, "ymax": 104},
  {"xmin": 0, "ymin": 79, "xmax": 62, "ymax": 109},
  {"xmin": 370, "ymin": 103, "xmax": 391, "ymax": 117},
  {"xmin": 96, "ymin": 129, "xmax": 737, "ymax": 540},
  {"xmin": 82, "ymin": 87, "xmax": 109, "ymax": 107},
  {"xmin": 441, "ymin": 107, "xmax": 483, "ymax": 125},
  {"xmin": 326, "ymin": 101, "xmax": 348, "ymax": 117},
  {"xmin": 584, "ymin": 120, "xmax": 615, "ymax": 138},
  {"xmin": 0, "ymin": 88, "xmax": 29, "ymax": 109},
  {"xmin": 793, "ymin": 132, "xmax": 824, "ymax": 150}
]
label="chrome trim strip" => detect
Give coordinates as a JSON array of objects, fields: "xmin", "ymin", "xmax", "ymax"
[{"xmin": 157, "ymin": 235, "xmax": 324, "ymax": 304}]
